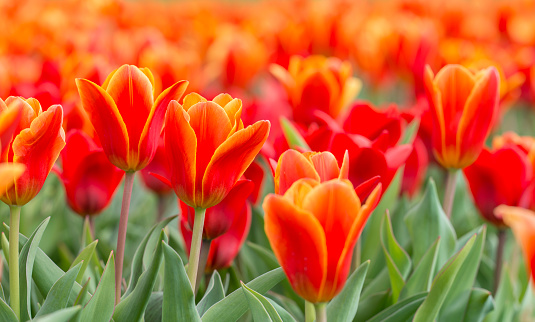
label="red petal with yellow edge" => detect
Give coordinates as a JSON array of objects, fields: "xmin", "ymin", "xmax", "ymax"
[
  {"xmin": 136, "ymin": 80, "xmax": 188, "ymax": 170},
  {"xmin": 283, "ymin": 178, "xmax": 319, "ymax": 208},
  {"xmin": 201, "ymin": 121, "xmax": 270, "ymax": 208},
  {"xmin": 0, "ymin": 104, "xmax": 22, "ymax": 158},
  {"xmin": 76, "ymin": 78, "xmax": 130, "ymax": 170},
  {"xmin": 495, "ymin": 205, "xmax": 535, "ymax": 283},
  {"xmin": 5, "ymin": 97, "xmax": 39, "ymax": 143},
  {"xmin": 188, "ymin": 101, "xmax": 232, "ymax": 202},
  {"xmin": 339, "ymin": 150, "xmax": 349, "ymax": 180},
  {"xmin": 301, "ymin": 179, "xmax": 362, "ymax": 302},
  {"xmin": 105, "ymin": 65, "xmax": 154, "ymax": 156},
  {"xmin": 165, "ymin": 101, "xmax": 197, "ymax": 207},
  {"xmin": 456, "ymin": 67, "xmax": 499, "ymax": 168},
  {"xmin": 264, "ymin": 193, "xmax": 327, "ymax": 303},
  {"xmin": 310, "ymin": 152, "xmax": 340, "ymax": 182},
  {"xmin": 424, "ymin": 65, "xmax": 446, "ymax": 163},
  {"xmin": 0, "ymin": 163, "xmax": 25, "ymax": 197},
  {"xmin": 3, "ymin": 105, "xmax": 65, "ymax": 206},
  {"xmin": 275, "ymin": 149, "xmax": 320, "ymax": 195}
]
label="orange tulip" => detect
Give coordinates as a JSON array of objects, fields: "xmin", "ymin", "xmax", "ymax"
[
  {"xmin": 0, "ymin": 163, "xmax": 25, "ymax": 197},
  {"xmin": 424, "ymin": 64, "xmax": 499, "ymax": 169},
  {"xmin": 0, "ymin": 97, "xmax": 65, "ymax": 206},
  {"xmin": 494, "ymin": 205, "xmax": 535, "ymax": 285},
  {"xmin": 75, "ymin": 64, "xmax": 189, "ymax": 172},
  {"xmin": 164, "ymin": 93, "xmax": 270, "ymax": 209},
  {"xmin": 264, "ymin": 178, "xmax": 381, "ymax": 303}
]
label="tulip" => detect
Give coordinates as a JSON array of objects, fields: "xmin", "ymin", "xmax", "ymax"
[
  {"xmin": 55, "ymin": 130, "xmax": 124, "ymax": 217},
  {"xmin": 164, "ymin": 92, "xmax": 269, "ymax": 290},
  {"xmin": 424, "ymin": 64, "xmax": 499, "ymax": 218},
  {"xmin": 76, "ymin": 64, "xmax": 188, "ymax": 302},
  {"xmin": 0, "ymin": 163, "xmax": 25, "ymax": 197},
  {"xmin": 264, "ymin": 178, "xmax": 382, "ymax": 315},
  {"xmin": 401, "ymin": 137, "xmax": 429, "ymax": 198},
  {"xmin": 270, "ymin": 55, "xmax": 362, "ymax": 124},
  {"xmin": 0, "ymin": 96, "xmax": 65, "ymax": 320}
]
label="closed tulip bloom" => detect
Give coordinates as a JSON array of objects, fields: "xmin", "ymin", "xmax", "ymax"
[
  {"xmin": 0, "ymin": 163, "xmax": 25, "ymax": 197},
  {"xmin": 76, "ymin": 64, "xmax": 189, "ymax": 171},
  {"xmin": 164, "ymin": 93, "xmax": 270, "ymax": 209},
  {"xmin": 56, "ymin": 130, "xmax": 124, "ymax": 216},
  {"xmin": 0, "ymin": 97, "xmax": 65, "ymax": 206},
  {"xmin": 494, "ymin": 206, "xmax": 535, "ymax": 285},
  {"xmin": 424, "ymin": 64, "xmax": 499, "ymax": 169},
  {"xmin": 264, "ymin": 178, "xmax": 382, "ymax": 303}
]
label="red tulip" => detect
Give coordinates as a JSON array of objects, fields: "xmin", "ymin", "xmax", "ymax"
[
  {"xmin": 264, "ymin": 178, "xmax": 382, "ymax": 303},
  {"xmin": 56, "ymin": 130, "xmax": 124, "ymax": 216},
  {"xmin": 139, "ymin": 137, "xmax": 173, "ymax": 196},
  {"xmin": 164, "ymin": 93, "xmax": 270, "ymax": 209},
  {"xmin": 0, "ymin": 163, "xmax": 25, "ymax": 197},
  {"xmin": 0, "ymin": 97, "xmax": 65, "ymax": 206},
  {"xmin": 401, "ymin": 137, "xmax": 429, "ymax": 197},
  {"xmin": 76, "ymin": 64, "xmax": 188, "ymax": 171},
  {"xmin": 424, "ymin": 64, "xmax": 499, "ymax": 169}
]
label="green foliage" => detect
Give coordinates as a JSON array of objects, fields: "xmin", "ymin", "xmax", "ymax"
[{"xmin": 327, "ymin": 261, "xmax": 369, "ymax": 322}]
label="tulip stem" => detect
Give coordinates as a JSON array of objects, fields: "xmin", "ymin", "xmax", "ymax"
[
  {"xmin": 494, "ymin": 228, "xmax": 507, "ymax": 294},
  {"xmin": 157, "ymin": 194, "xmax": 167, "ymax": 222},
  {"xmin": 443, "ymin": 170, "xmax": 458, "ymax": 219},
  {"xmin": 314, "ymin": 302, "xmax": 327, "ymax": 322},
  {"xmin": 115, "ymin": 171, "xmax": 135, "ymax": 305},
  {"xmin": 9, "ymin": 205, "xmax": 20, "ymax": 320},
  {"xmin": 195, "ymin": 239, "xmax": 212, "ymax": 294},
  {"xmin": 187, "ymin": 208, "xmax": 207, "ymax": 291},
  {"xmin": 304, "ymin": 300, "xmax": 316, "ymax": 322}
]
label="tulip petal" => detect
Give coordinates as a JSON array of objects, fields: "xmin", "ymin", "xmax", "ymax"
[
  {"xmin": 309, "ymin": 152, "xmax": 341, "ymax": 182},
  {"xmin": 182, "ymin": 92, "xmax": 207, "ymax": 111},
  {"xmin": 202, "ymin": 120, "xmax": 270, "ymax": 208},
  {"xmin": 61, "ymin": 130, "xmax": 99, "ymax": 182},
  {"xmin": 275, "ymin": 149, "xmax": 320, "ymax": 195},
  {"xmin": 264, "ymin": 194, "xmax": 327, "ymax": 303},
  {"xmin": 0, "ymin": 163, "xmax": 25, "ymax": 197},
  {"xmin": 0, "ymin": 103, "xmax": 22, "ymax": 158},
  {"xmin": 76, "ymin": 78, "xmax": 130, "ymax": 170},
  {"xmin": 165, "ymin": 101, "xmax": 197, "ymax": 206}
]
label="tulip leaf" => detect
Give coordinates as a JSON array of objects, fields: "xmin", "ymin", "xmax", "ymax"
[
  {"xmin": 400, "ymin": 118, "xmax": 420, "ymax": 145},
  {"xmin": 33, "ymin": 306, "xmax": 82, "ymax": 322},
  {"xmin": 462, "ymin": 288, "xmax": 494, "ymax": 322},
  {"xmin": 266, "ymin": 298, "xmax": 299, "ymax": 322},
  {"xmin": 35, "ymin": 262, "xmax": 82, "ymax": 317},
  {"xmin": 280, "ymin": 117, "xmax": 310, "ymax": 150},
  {"xmin": 69, "ymin": 240, "xmax": 98, "ymax": 284},
  {"xmin": 0, "ymin": 297, "xmax": 18, "ymax": 322},
  {"xmin": 368, "ymin": 292, "xmax": 428, "ymax": 322},
  {"xmin": 123, "ymin": 215, "xmax": 176, "ymax": 297},
  {"xmin": 144, "ymin": 292, "xmax": 163, "ymax": 322},
  {"xmin": 202, "ymin": 267, "xmax": 286, "ymax": 322},
  {"xmin": 484, "ymin": 265, "xmax": 516, "ymax": 322},
  {"xmin": 241, "ymin": 282, "xmax": 284, "ymax": 322},
  {"xmin": 413, "ymin": 234, "xmax": 477, "ymax": 322},
  {"xmin": 354, "ymin": 291, "xmax": 389, "ymax": 321},
  {"xmin": 197, "ymin": 271, "xmax": 226, "ymax": 317},
  {"xmin": 161, "ymin": 242, "xmax": 200, "ymax": 322},
  {"xmin": 326, "ymin": 260, "xmax": 369, "ymax": 322},
  {"xmin": 380, "ymin": 211, "xmax": 411, "ymax": 302},
  {"xmin": 78, "ymin": 252, "xmax": 115, "ymax": 322},
  {"xmin": 399, "ymin": 238, "xmax": 440, "ymax": 300},
  {"xmin": 438, "ymin": 226, "xmax": 486, "ymax": 321},
  {"xmin": 404, "ymin": 178, "xmax": 456, "ymax": 269},
  {"xmin": 19, "ymin": 216, "xmax": 50, "ymax": 322},
  {"xmin": 114, "ymin": 230, "xmax": 166, "ymax": 322},
  {"xmin": 246, "ymin": 241, "xmax": 280, "ymax": 269}
]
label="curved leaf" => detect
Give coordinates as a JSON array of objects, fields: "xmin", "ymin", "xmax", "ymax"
[
  {"xmin": 197, "ymin": 271, "xmax": 225, "ymax": 317},
  {"xmin": 35, "ymin": 262, "xmax": 82, "ymax": 317},
  {"xmin": 327, "ymin": 261, "xmax": 369, "ymax": 322},
  {"xmin": 33, "ymin": 306, "xmax": 81, "ymax": 322},
  {"xmin": 70, "ymin": 241, "xmax": 98, "ymax": 284},
  {"xmin": 399, "ymin": 238, "xmax": 440, "ymax": 300},
  {"xmin": 368, "ymin": 292, "xmax": 427, "ymax": 322},
  {"xmin": 0, "ymin": 297, "xmax": 17, "ymax": 322},
  {"xmin": 242, "ymin": 282, "xmax": 282, "ymax": 322},
  {"xmin": 78, "ymin": 253, "xmax": 115, "ymax": 322}
]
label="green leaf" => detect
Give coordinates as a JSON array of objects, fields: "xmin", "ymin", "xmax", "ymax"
[
  {"xmin": 462, "ymin": 288, "xmax": 494, "ymax": 322},
  {"xmin": 280, "ymin": 117, "xmax": 310, "ymax": 150},
  {"xmin": 266, "ymin": 298, "xmax": 299, "ymax": 322},
  {"xmin": 413, "ymin": 234, "xmax": 477, "ymax": 322},
  {"xmin": 438, "ymin": 226, "xmax": 487, "ymax": 321},
  {"xmin": 483, "ymin": 265, "xmax": 517, "ymax": 322},
  {"xmin": 144, "ymin": 292, "xmax": 163, "ymax": 322},
  {"xmin": 0, "ymin": 297, "xmax": 17, "ymax": 322},
  {"xmin": 70, "ymin": 240, "xmax": 98, "ymax": 284},
  {"xmin": 368, "ymin": 292, "xmax": 427, "ymax": 322},
  {"xmin": 114, "ymin": 230, "xmax": 166, "ymax": 322},
  {"xmin": 354, "ymin": 291, "xmax": 389, "ymax": 321},
  {"xmin": 400, "ymin": 118, "xmax": 420, "ymax": 145},
  {"xmin": 246, "ymin": 242, "xmax": 279, "ymax": 269},
  {"xmin": 404, "ymin": 178, "xmax": 456, "ymax": 268},
  {"xmin": 399, "ymin": 238, "xmax": 440, "ymax": 300},
  {"xmin": 202, "ymin": 267, "xmax": 286, "ymax": 322},
  {"xmin": 78, "ymin": 252, "xmax": 115, "ymax": 322},
  {"xmin": 35, "ymin": 262, "xmax": 83, "ymax": 317},
  {"xmin": 327, "ymin": 261, "xmax": 369, "ymax": 322},
  {"xmin": 33, "ymin": 306, "xmax": 81, "ymax": 322},
  {"xmin": 161, "ymin": 242, "xmax": 200, "ymax": 322},
  {"xmin": 241, "ymin": 282, "xmax": 283, "ymax": 322},
  {"xmin": 198, "ymin": 271, "xmax": 225, "ymax": 317},
  {"xmin": 19, "ymin": 217, "xmax": 50, "ymax": 322},
  {"xmin": 380, "ymin": 211, "xmax": 411, "ymax": 302},
  {"xmin": 73, "ymin": 278, "xmax": 90, "ymax": 307},
  {"xmin": 124, "ymin": 215, "xmax": 177, "ymax": 297}
]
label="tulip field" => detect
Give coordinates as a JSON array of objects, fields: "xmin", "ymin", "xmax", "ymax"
[{"xmin": 2, "ymin": 0, "xmax": 535, "ymax": 321}]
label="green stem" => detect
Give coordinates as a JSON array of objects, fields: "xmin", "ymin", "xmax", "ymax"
[
  {"xmin": 186, "ymin": 208, "xmax": 207, "ymax": 291},
  {"xmin": 9, "ymin": 205, "xmax": 20, "ymax": 320},
  {"xmin": 443, "ymin": 170, "xmax": 458, "ymax": 219},
  {"xmin": 115, "ymin": 171, "xmax": 135, "ymax": 305},
  {"xmin": 304, "ymin": 300, "xmax": 316, "ymax": 322},
  {"xmin": 195, "ymin": 239, "xmax": 212, "ymax": 294},
  {"xmin": 314, "ymin": 302, "xmax": 327, "ymax": 322},
  {"xmin": 494, "ymin": 228, "xmax": 507, "ymax": 294}
]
